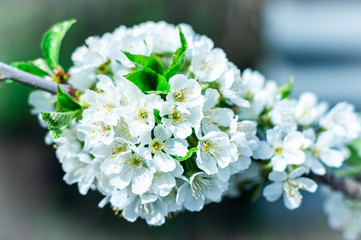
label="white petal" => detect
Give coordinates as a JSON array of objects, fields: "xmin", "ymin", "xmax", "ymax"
[
  {"xmin": 263, "ymin": 182, "xmax": 283, "ymax": 202},
  {"xmin": 176, "ymin": 183, "xmax": 188, "ymax": 206},
  {"xmin": 154, "ymin": 125, "xmax": 172, "ymax": 140},
  {"xmin": 295, "ymin": 177, "xmax": 318, "ymax": 193},
  {"xmin": 283, "ymin": 131, "xmax": 305, "ymax": 149},
  {"xmin": 268, "ymin": 171, "xmax": 288, "ymax": 182},
  {"xmin": 122, "ymin": 200, "xmax": 138, "ymax": 222},
  {"xmin": 173, "ymin": 124, "xmax": 192, "ymax": 139},
  {"xmin": 154, "ymin": 152, "xmax": 176, "ymax": 172},
  {"xmin": 236, "ymin": 156, "xmax": 252, "ymax": 171},
  {"xmin": 164, "ymin": 139, "xmax": 189, "ymax": 157},
  {"xmin": 271, "ymin": 156, "xmax": 287, "ymax": 172},
  {"xmin": 184, "ymin": 189, "xmax": 205, "ymax": 212},
  {"xmin": 252, "ymin": 141, "xmax": 273, "ymax": 160},
  {"xmin": 266, "ymin": 126, "xmax": 282, "ymax": 146},
  {"xmin": 212, "ymin": 108, "xmax": 234, "ymax": 127},
  {"xmin": 320, "ymin": 149, "xmax": 344, "ymax": 168},
  {"xmin": 217, "ymin": 167, "xmax": 231, "ymax": 182},
  {"xmin": 283, "ymin": 193, "xmax": 302, "ymax": 210},
  {"xmin": 310, "ymin": 158, "xmax": 326, "ymax": 175},
  {"xmin": 169, "ymin": 74, "xmax": 188, "ymax": 90},
  {"xmin": 283, "ymin": 149, "xmax": 305, "ymax": 165},
  {"xmin": 110, "ymin": 170, "xmax": 132, "ymax": 189},
  {"xmin": 204, "ymin": 88, "xmax": 220, "ymax": 110},
  {"xmin": 131, "ymin": 168, "xmax": 154, "ymax": 195},
  {"xmin": 204, "ymin": 185, "xmax": 223, "ymax": 202},
  {"xmin": 196, "ymin": 151, "xmax": 218, "ymax": 174}
]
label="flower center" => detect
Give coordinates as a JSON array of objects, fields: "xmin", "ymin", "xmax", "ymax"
[
  {"xmin": 170, "ymin": 110, "xmax": 182, "ymax": 124},
  {"xmin": 96, "ymin": 59, "xmax": 112, "ymax": 75},
  {"xmin": 150, "ymin": 138, "xmax": 165, "ymax": 154},
  {"xmin": 135, "ymin": 108, "xmax": 149, "ymax": 123},
  {"xmin": 312, "ymin": 148, "xmax": 319, "ymax": 157},
  {"xmin": 285, "ymin": 181, "xmax": 305, "ymax": 199},
  {"xmin": 203, "ymin": 140, "xmax": 214, "ymax": 150},
  {"xmin": 275, "ymin": 147, "xmax": 283, "ymax": 155},
  {"xmin": 108, "ymin": 143, "xmax": 128, "ymax": 159},
  {"xmin": 174, "ymin": 88, "xmax": 190, "ymax": 102},
  {"xmin": 191, "ymin": 176, "xmax": 213, "ymax": 200},
  {"xmin": 126, "ymin": 154, "xmax": 144, "ymax": 171},
  {"xmin": 201, "ymin": 140, "xmax": 221, "ymax": 161}
]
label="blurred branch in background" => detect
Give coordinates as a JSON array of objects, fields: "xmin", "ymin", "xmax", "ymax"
[{"xmin": 309, "ymin": 173, "xmax": 361, "ymax": 200}]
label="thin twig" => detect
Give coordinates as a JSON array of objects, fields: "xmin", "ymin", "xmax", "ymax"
[
  {"xmin": 0, "ymin": 62, "xmax": 74, "ymax": 95},
  {"xmin": 309, "ymin": 173, "xmax": 361, "ymax": 200}
]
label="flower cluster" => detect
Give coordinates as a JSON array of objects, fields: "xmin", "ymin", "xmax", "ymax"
[
  {"xmin": 323, "ymin": 187, "xmax": 361, "ymax": 240},
  {"xmin": 27, "ymin": 21, "xmax": 361, "ymax": 238}
]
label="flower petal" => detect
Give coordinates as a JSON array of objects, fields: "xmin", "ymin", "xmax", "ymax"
[
  {"xmin": 263, "ymin": 182, "xmax": 283, "ymax": 202},
  {"xmin": 154, "ymin": 152, "xmax": 176, "ymax": 172}
]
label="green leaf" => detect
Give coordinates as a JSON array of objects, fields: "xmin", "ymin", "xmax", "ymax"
[
  {"xmin": 250, "ymin": 184, "xmax": 263, "ymax": 202},
  {"xmin": 173, "ymin": 147, "xmax": 198, "ymax": 161},
  {"xmin": 41, "ymin": 19, "xmax": 77, "ymax": 68},
  {"xmin": 124, "ymin": 68, "xmax": 170, "ymax": 93},
  {"xmin": 124, "ymin": 70, "xmax": 154, "ymax": 92},
  {"xmin": 279, "ymin": 75, "xmax": 295, "ymax": 99},
  {"xmin": 146, "ymin": 57, "xmax": 165, "ymax": 75},
  {"xmin": 0, "ymin": 79, "xmax": 18, "ymax": 87},
  {"xmin": 345, "ymin": 138, "xmax": 361, "ymax": 166},
  {"xmin": 163, "ymin": 26, "xmax": 188, "ymax": 80},
  {"xmin": 32, "ymin": 58, "xmax": 54, "ymax": 76},
  {"xmin": 42, "ymin": 86, "xmax": 82, "ymax": 138},
  {"xmin": 123, "ymin": 51, "xmax": 164, "ymax": 74},
  {"xmin": 41, "ymin": 110, "xmax": 80, "ymax": 138},
  {"xmin": 11, "ymin": 61, "xmax": 49, "ymax": 77},
  {"xmin": 56, "ymin": 85, "xmax": 82, "ymax": 112},
  {"xmin": 153, "ymin": 109, "xmax": 162, "ymax": 124}
]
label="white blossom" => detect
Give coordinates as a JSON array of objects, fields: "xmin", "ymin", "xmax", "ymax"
[
  {"xmin": 320, "ymin": 102, "xmax": 361, "ymax": 142},
  {"xmin": 263, "ymin": 167, "xmax": 317, "ymax": 210},
  {"xmin": 166, "ymin": 74, "xmax": 204, "ymax": 108},
  {"xmin": 176, "ymin": 172, "xmax": 227, "ymax": 211},
  {"xmin": 303, "ymin": 129, "xmax": 346, "ymax": 175},
  {"xmin": 142, "ymin": 125, "xmax": 188, "ymax": 172},
  {"xmin": 196, "ymin": 131, "xmax": 237, "ymax": 175},
  {"xmin": 160, "ymin": 103, "xmax": 203, "ymax": 139},
  {"xmin": 323, "ymin": 187, "xmax": 361, "ymax": 240},
  {"xmin": 253, "ymin": 126, "xmax": 305, "ymax": 172},
  {"xmin": 192, "ymin": 48, "xmax": 228, "ymax": 82}
]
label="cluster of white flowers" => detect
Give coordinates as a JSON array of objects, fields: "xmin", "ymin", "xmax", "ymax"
[
  {"xmin": 323, "ymin": 187, "xmax": 361, "ymax": 240},
  {"xmin": 27, "ymin": 21, "xmax": 361, "ymax": 238}
]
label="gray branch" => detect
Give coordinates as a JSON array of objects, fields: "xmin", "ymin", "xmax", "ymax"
[
  {"xmin": 0, "ymin": 62, "xmax": 73, "ymax": 95},
  {"xmin": 309, "ymin": 173, "xmax": 361, "ymax": 200}
]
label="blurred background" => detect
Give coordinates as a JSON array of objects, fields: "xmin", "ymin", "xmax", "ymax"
[{"xmin": 1, "ymin": 0, "xmax": 360, "ymax": 239}]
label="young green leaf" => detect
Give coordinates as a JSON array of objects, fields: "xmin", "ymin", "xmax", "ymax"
[
  {"xmin": 123, "ymin": 51, "xmax": 164, "ymax": 74},
  {"xmin": 124, "ymin": 70, "xmax": 154, "ymax": 92},
  {"xmin": 163, "ymin": 26, "xmax": 188, "ymax": 80},
  {"xmin": 279, "ymin": 75, "xmax": 295, "ymax": 99},
  {"xmin": 124, "ymin": 67, "xmax": 170, "ymax": 93},
  {"xmin": 56, "ymin": 85, "xmax": 82, "ymax": 112},
  {"xmin": 41, "ymin": 110, "xmax": 80, "ymax": 138},
  {"xmin": 250, "ymin": 184, "xmax": 263, "ymax": 202},
  {"xmin": 41, "ymin": 19, "xmax": 77, "ymax": 68},
  {"xmin": 11, "ymin": 61, "xmax": 49, "ymax": 77},
  {"xmin": 153, "ymin": 109, "xmax": 162, "ymax": 124},
  {"xmin": 173, "ymin": 147, "xmax": 198, "ymax": 161},
  {"xmin": 32, "ymin": 58, "xmax": 54, "ymax": 76},
  {"xmin": 345, "ymin": 138, "xmax": 361, "ymax": 166}
]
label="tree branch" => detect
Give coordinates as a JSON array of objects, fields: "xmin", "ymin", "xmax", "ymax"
[
  {"xmin": 309, "ymin": 172, "xmax": 361, "ymax": 200},
  {"xmin": 0, "ymin": 62, "xmax": 74, "ymax": 96}
]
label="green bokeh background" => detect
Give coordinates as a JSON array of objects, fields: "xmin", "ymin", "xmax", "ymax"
[{"xmin": 0, "ymin": 0, "xmax": 342, "ymax": 239}]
